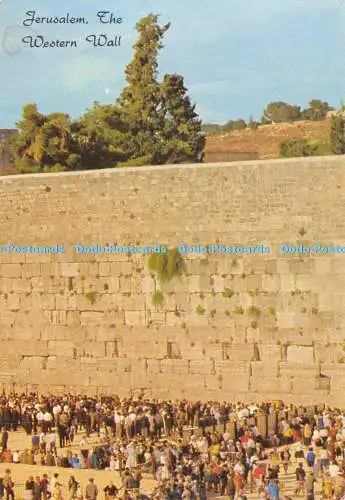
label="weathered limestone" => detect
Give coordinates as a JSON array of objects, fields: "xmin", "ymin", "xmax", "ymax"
[{"xmin": 0, "ymin": 157, "xmax": 345, "ymax": 402}]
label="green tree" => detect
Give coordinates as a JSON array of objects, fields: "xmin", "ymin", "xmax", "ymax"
[
  {"xmin": 117, "ymin": 14, "xmax": 204, "ymax": 166},
  {"xmin": 71, "ymin": 102, "xmax": 127, "ymax": 169},
  {"xmin": 4, "ymin": 103, "xmax": 82, "ymax": 173},
  {"xmin": 262, "ymin": 101, "xmax": 301, "ymax": 123},
  {"xmin": 301, "ymin": 100, "xmax": 333, "ymax": 121},
  {"xmin": 158, "ymin": 73, "xmax": 205, "ymax": 163},
  {"xmin": 116, "ymin": 14, "xmax": 171, "ymax": 166},
  {"xmin": 222, "ymin": 119, "xmax": 247, "ymax": 133},
  {"xmin": 330, "ymin": 115, "xmax": 345, "ymax": 154}
]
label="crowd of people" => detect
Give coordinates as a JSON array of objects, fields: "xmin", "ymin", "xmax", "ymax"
[{"xmin": 0, "ymin": 393, "xmax": 344, "ymax": 498}]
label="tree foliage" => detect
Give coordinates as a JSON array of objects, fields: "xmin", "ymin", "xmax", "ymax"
[
  {"xmin": 222, "ymin": 119, "xmax": 247, "ymax": 133},
  {"xmin": 157, "ymin": 73, "xmax": 205, "ymax": 163},
  {"xmin": 5, "ymin": 104, "xmax": 81, "ymax": 173},
  {"xmin": 262, "ymin": 101, "xmax": 301, "ymax": 123},
  {"xmin": 301, "ymin": 100, "xmax": 333, "ymax": 121},
  {"xmin": 280, "ymin": 138, "xmax": 332, "ymax": 158},
  {"xmin": 117, "ymin": 15, "xmax": 204, "ymax": 166},
  {"xmin": 71, "ymin": 102, "xmax": 127, "ymax": 170}
]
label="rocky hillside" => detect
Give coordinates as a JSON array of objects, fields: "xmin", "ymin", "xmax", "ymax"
[{"xmin": 205, "ymin": 118, "xmax": 331, "ymax": 161}]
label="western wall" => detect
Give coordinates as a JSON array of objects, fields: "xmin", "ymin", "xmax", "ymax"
[{"xmin": 0, "ymin": 156, "xmax": 345, "ymax": 405}]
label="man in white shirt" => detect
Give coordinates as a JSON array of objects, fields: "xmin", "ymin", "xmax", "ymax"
[
  {"xmin": 36, "ymin": 409, "xmax": 44, "ymax": 429},
  {"xmin": 43, "ymin": 411, "xmax": 53, "ymax": 432},
  {"xmin": 52, "ymin": 405, "xmax": 61, "ymax": 427},
  {"xmin": 238, "ymin": 407, "xmax": 249, "ymax": 420},
  {"xmin": 114, "ymin": 412, "xmax": 123, "ymax": 438}
]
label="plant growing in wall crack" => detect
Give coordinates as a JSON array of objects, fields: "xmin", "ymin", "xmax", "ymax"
[
  {"xmin": 195, "ymin": 305, "xmax": 205, "ymax": 315},
  {"xmin": 298, "ymin": 227, "xmax": 307, "ymax": 237},
  {"xmin": 247, "ymin": 305, "xmax": 261, "ymax": 319},
  {"xmin": 233, "ymin": 306, "xmax": 244, "ymax": 315},
  {"xmin": 268, "ymin": 307, "xmax": 276, "ymax": 316},
  {"xmin": 85, "ymin": 291, "xmax": 98, "ymax": 305},
  {"xmin": 151, "ymin": 291, "xmax": 164, "ymax": 307},
  {"xmin": 209, "ymin": 309, "xmax": 216, "ymax": 318},
  {"xmin": 147, "ymin": 247, "xmax": 185, "ymax": 284},
  {"xmin": 222, "ymin": 287, "xmax": 234, "ymax": 299}
]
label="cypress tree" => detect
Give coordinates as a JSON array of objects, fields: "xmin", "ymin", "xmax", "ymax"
[
  {"xmin": 117, "ymin": 14, "xmax": 170, "ymax": 166},
  {"xmin": 117, "ymin": 14, "xmax": 205, "ymax": 166}
]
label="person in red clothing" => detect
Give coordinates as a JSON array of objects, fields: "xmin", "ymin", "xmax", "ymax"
[
  {"xmin": 241, "ymin": 432, "xmax": 249, "ymax": 447},
  {"xmin": 253, "ymin": 463, "xmax": 265, "ymax": 489}
]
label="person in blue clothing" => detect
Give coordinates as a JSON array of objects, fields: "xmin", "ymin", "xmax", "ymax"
[
  {"xmin": 306, "ymin": 447, "xmax": 316, "ymax": 468},
  {"xmin": 267, "ymin": 480, "xmax": 279, "ymax": 500},
  {"xmin": 70, "ymin": 454, "xmax": 81, "ymax": 469}
]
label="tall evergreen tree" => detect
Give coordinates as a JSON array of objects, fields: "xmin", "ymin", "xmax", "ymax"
[
  {"xmin": 159, "ymin": 73, "xmax": 205, "ymax": 163},
  {"xmin": 117, "ymin": 14, "xmax": 204, "ymax": 166},
  {"xmin": 117, "ymin": 14, "xmax": 170, "ymax": 166}
]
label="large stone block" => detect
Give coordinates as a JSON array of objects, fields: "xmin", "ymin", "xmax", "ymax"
[
  {"xmin": 124, "ymin": 310, "xmax": 146, "ymax": 326},
  {"xmin": 59, "ymin": 263, "xmax": 79, "ymax": 277},
  {"xmin": 279, "ymin": 362, "xmax": 319, "ymax": 378},
  {"xmin": 286, "ymin": 345, "xmax": 314, "ymax": 363},
  {"xmin": 47, "ymin": 341, "xmax": 75, "ymax": 356},
  {"xmin": 79, "ymin": 311, "xmax": 104, "ymax": 326},
  {"xmin": 160, "ymin": 359, "xmax": 189, "ymax": 375},
  {"xmin": 251, "ymin": 362, "xmax": 279, "ymax": 378},
  {"xmin": 0, "ymin": 264, "xmax": 23, "ymax": 278},
  {"xmin": 250, "ymin": 376, "xmax": 291, "ymax": 394}
]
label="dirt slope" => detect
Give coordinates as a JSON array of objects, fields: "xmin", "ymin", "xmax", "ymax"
[{"xmin": 205, "ymin": 118, "xmax": 331, "ymax": 161}]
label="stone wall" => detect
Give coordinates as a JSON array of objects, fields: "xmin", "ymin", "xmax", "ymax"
[{"xmin": 1, "ymin": 156, "xmax": 345, "ymax": 404}]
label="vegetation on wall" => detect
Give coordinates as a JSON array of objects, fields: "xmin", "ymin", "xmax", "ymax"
[
  {"xmin": 147, "ymin": 247, "xmax": 185, "ymax": 284},
  {"xmin": 222, "ymin": 287, "xmax": 234, "ymax": 298},
  {"xmin": 195, "ymin": 305, "xmax": 205, "ymax": 315},
  {"xmin": 85, "ymin": 291, "xmax": 98, "ymax": 304},
  {"xmin": 151, "ymin": 290, "xmax": 164, "ymax": 307}
]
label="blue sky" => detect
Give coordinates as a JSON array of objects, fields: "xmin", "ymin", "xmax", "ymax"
[{"xmin": 1, "ymin": 0, "xmax": 345, "ymax": 127}]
